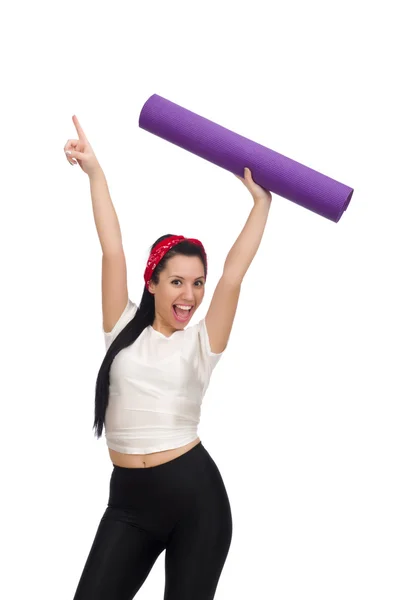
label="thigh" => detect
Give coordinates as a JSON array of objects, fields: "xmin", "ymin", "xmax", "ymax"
[
  {"xmin": 72, "ymin": 507, "xmax": 165, "ymax": 600},
  {"xmin": 163, "ymin": 483, "xmax": 233, "ymax": 600}
]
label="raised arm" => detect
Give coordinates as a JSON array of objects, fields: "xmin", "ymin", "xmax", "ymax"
[
  {"xmin": 205, "ymin": 168, "xmax": 272, "ymax": 353},
  {"xmin": 223, "ymin": 168, "xmax": 272, "ymax": 283},
  {"xmin": 89, "ymin": 169, "xmax": 129, "ymax": 332},
  {"xmin": 64, "ymin": 115, "xmax": 128, "ymax": 333},
  {"xmin": 89, "ymin": 168, "xmax": 124, "ymax": 255}
]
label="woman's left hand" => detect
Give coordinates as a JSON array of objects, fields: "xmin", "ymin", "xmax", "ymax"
[{"xmin": 235, "ymin": 167, "xmax": 272, "ymax": 206}]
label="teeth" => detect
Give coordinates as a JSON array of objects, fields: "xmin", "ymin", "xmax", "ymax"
[{"xmin": 175, "ymin": 305, "xmax": 192, "ymax": 311}]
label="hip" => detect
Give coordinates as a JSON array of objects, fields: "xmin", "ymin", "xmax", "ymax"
[
  {"xmin": 105, "ymin": 440, "xmax": 232, "ymax": 543},
  {"xmin": 108, "ymin": 441, "xmax": 231, "ymax": 516}
]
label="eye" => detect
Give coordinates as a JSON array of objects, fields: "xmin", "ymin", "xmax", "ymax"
[{"xmin": 171, "ymin": 280, "xmax": 204, "ymax": 286}]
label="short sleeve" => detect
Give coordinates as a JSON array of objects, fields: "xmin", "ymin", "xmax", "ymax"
[
  {"xmin": 103, "ymin": 298, "xmax": 138, "ymax": 350},
  {"xmin": 196, "ymin": 317, "xmax": 224, "ymax": 373}
]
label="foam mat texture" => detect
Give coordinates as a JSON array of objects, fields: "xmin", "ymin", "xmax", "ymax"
[{"xmin": 139, "ymin": 94, "xmax": 354, "ymax": 222}]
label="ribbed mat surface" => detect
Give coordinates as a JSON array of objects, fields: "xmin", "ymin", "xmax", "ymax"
[{"xmin": 139, "ymin": 94, "xmax": 353, "ymax": 222}]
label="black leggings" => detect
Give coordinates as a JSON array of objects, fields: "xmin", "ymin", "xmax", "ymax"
[{"xmin": 72, "ymin": 442, "xmax": 233, "ymax": 599}]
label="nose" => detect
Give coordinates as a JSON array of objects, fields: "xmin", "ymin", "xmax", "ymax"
[
  {"xmin": 180, "ymin": 285, "xmax": 198, "ymax": 303},
  {"xmin": 181, "ymin": 294, "xmax": 195, "ymax": 303}
]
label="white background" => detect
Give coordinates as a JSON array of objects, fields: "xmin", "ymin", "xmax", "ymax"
[{"xmin": 1, "ymin": 1, "xmax": 396, "ymax": 598}]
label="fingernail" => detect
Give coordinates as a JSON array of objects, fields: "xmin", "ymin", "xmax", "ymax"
[{"xmin": 66, "ymin": 150, "xmax": 71, "ymax": 155}]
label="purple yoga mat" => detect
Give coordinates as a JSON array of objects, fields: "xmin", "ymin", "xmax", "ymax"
[{"xmin": 138, "ymin": 94, "xmax": 354, "ymax": 222}]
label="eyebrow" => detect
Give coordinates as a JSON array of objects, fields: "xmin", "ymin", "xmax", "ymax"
[{"xmin": 168, "ymin": 275, "xmax": 205, "ymax": 280}]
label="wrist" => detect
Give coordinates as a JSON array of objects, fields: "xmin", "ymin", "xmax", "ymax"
[
  {"xmin": 253, "ymin": 193, "xmax": 271, "ymax": 205},
  {"xmin": 89, "ymin": 165, "xmax": 105, "ymax": 181}
]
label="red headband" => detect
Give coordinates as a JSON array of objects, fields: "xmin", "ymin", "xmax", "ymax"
[{"xmin": 144, "ymin": 235, "xmax": 207, "ymax": 290}]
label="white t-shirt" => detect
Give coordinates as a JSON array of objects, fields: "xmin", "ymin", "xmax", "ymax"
[{"xmin": 102, "ymin": 298, "xmax": 224, "ymax": 454}]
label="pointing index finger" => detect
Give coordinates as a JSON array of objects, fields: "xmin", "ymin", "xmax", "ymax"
[{"xmin": 72, "ymin": 115, "xmax": 87, "ymax": 141}]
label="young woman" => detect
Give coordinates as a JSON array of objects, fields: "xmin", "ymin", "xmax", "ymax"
[{"xmin": 64, "ymin": 115, "xmax": 272, "ymax": 600}]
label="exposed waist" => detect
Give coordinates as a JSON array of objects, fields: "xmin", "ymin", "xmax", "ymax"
[{"xmin": 108, "ymin": 436, "xmax": 201, "ymax": 468}]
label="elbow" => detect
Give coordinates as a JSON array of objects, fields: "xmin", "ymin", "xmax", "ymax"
[{"xmin": 221, "ymin": 269, "xmax": 244, "ymax": 287}]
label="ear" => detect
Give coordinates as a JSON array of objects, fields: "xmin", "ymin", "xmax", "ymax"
[{"xmin": 148, "ymin": 280, "xmax": 156, "ymax": 294}]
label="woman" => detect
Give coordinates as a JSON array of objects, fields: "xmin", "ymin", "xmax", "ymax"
[{"xmin": 64, "ymin": 115, "xmax": 272, "ymax": 600}]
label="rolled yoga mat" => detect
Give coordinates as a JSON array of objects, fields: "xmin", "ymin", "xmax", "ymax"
[{"xmin": 138, "ymin": 94, "xmax": 354, "ymax": 223}]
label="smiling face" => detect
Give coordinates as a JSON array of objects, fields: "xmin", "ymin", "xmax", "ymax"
[{"xmin": 148, "ymin": 254, "xmax": 206, "ymax": 335}]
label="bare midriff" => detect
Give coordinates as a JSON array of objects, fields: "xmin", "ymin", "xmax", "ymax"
[{"xmin": 108, "ymin": 437, "xmax": 201, "ymax": 468}]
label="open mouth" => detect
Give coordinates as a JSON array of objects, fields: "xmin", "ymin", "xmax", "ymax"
[{"xmin": 172, "ymin": 305, "xmax": 193, "ymax": 322}]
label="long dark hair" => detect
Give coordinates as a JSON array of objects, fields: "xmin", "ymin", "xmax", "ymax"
[{"xmin": 93, "ymin": 234, "xmax": 208, "ymax": 439}]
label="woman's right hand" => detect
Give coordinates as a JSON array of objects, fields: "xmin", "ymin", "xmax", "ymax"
[{"xmin": 64, "ymin": 115, "xmax": 102, "ymax": 177}]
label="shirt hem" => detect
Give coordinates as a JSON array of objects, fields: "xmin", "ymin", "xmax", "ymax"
[{"xmin": 106, "ymin": 435, "xmax": 199, "ymax": 455}]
